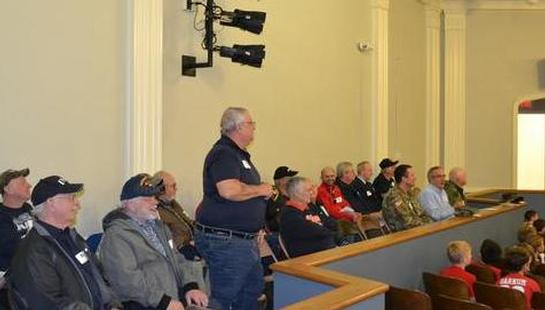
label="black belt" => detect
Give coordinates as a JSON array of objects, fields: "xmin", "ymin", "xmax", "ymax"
[{"xmin": 195, "ymin": 223, "xmax": 258, "ymax": 240}]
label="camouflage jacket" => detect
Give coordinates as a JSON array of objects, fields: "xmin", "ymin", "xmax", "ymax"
[
  {"xmin": 444, "ymin": 180, "xmax": 466, "ymax": 207},
  {"xmin": 382, "ymin": 186, "xmax": 432, "ymax": 232}
]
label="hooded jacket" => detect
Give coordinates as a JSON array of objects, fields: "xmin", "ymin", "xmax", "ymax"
[
  {"xmin": 99, "ymin": 208, "xmax": 198, "ymax": 309},
  {"xmin": 8, "ymin": 222, "xmax": 120, "ymax": 310}
]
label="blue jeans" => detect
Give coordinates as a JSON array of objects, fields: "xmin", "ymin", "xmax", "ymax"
[{"xmin": 195, "ymin": 230, "xmax": 264, "ymax": 310}]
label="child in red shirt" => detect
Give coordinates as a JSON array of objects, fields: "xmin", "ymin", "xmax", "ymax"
[
  {"xmin": 498, "ymin": 247, "xmax": 541, "ymax": 310},
  {"xmin": 440, "ymin": 240, "xmax": 477, "ymax": 297}
]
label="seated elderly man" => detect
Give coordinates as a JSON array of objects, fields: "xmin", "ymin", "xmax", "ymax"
[
  {"xmin": 335, "ymin": 161, "xmax": 371, "ymax": 214},
  {"xmin": 373, "ymin": 158, "xmax": 398, "ymax": 200},
  {"xmin": 265, "ymin": 166, "xmax": 298, "ymax": 232},
  {"xmin": 419, "ymin": 166, "xmax": 456, "ymax": 221},
  {"xmin": 9, "ymin": 175, "xmax": 121, "ymax": 309},
  {"xmin": 382, "ymin": 165, "xmax": 432, "ymax": 232},
  {"xmin": 355, "ymin": 161, "xmax": 382, "ymax": 213},
  {"xmin": 444, "ymin": 167, "xmax": 468, "ymax": 208},
  {"xmin": 280, "ymin": 176, "xmax": 336, "ymax": 258},
  {"xmin": 0, "ymin": 168, "xmax": 33, "ymax": 307},
  {"xmin": 316, "ymin": 167, "xmax": 361, "ymax": 236},
  {"xmin": 100, "ymin": 174, "xmax": 208, "ymax": 310},
  {"xmin": 151, "ymin": 170, "xmax": 206, "ymax": 291}
]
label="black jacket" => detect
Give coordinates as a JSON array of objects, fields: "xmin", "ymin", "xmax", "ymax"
[
  {"xmin": 279, "ymin": 205, "xmax": 336, "ymax": 258},
  {"xmin": 0, "ymin": 203, "xmax": 33, "ymax": 272},
  {"xmin": 8, "ymin": 222, "xmax": 120, "ymax": 310}
]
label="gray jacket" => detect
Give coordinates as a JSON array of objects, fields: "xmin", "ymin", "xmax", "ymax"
[{"xmin": 99, "ymin": 209, "xmax": 198, "ymax": 308}]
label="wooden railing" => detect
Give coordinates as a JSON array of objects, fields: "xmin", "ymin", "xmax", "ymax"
[{"xmin": 270, "ymin": 189, "xmax": 540, "ymax": 309}]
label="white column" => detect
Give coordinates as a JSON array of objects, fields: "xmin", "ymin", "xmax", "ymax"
[
  {"xmin": 424, "ymin": 1, "xmax": 442, "ymax": 169},
  {"xmin": 443, "ymin": 1, "xmax": 466, "ymax": 170},
  {"xmin": 125, "ymin": 0, "xmax": 163, "ymax": 176},
  {"xmin": 371, "ymin": 0, "xmax": 390, "ymax": 165}
]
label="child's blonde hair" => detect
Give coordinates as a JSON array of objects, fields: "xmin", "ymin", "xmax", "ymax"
[{"xmin": 447, "ymin": 241, "xmax": 472, "ymax": 264}]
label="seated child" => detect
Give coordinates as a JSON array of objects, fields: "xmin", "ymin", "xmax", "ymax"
[
  {"xmin": 440, "ymin": 240, "xmax": 477, "ymax": 297},
  {"xmin": 498, "ymin": 247, "xmax": 541, "ymax": 310},
  {"xmin": 518, "ymin": 210, "xmax": 539, "ymax": 243}
]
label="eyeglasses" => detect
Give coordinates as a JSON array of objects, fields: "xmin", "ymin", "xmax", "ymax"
[{"xmin": 240, "ymin": 121, "xmax": 256, "ymax": 127}]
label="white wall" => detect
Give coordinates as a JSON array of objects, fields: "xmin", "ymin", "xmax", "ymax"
[
  {"xmin": 0, "ymin": 1, "xmax": 126, "ymax": 235},
  {"xmin": 389, "ymin": 0, "xmax": 427, "ymax": 185},
  {"xmin": 163, "ymin": 0, "xmax": 374, "ymax": 214},
  {"xmin": 466, "ymin": 10, "xmax": 545, "ymax": 189}
]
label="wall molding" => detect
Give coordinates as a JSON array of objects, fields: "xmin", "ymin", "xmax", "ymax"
[
  {"xmin": 371, "ymin": 0, "xmax": 390, "ymax": 165},
  {"xmin": 125, "ymin": 0, "xmax": 164, "ymax": 177},
  {"xmin": 467, "ymin": 0, "xmax": 545, "ymax": 11},
  {"xmin": 442, "ymin": 1, "xmax": 467, "ymax": 170},
  {"xmin": 424, "ymin": 3, "xmax": 442, "ymax": 169}
]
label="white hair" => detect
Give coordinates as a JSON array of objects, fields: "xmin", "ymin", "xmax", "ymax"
[
  {"xmin": 220, "ymin": 107, "xmax": 248, "ymax": 135},
  {"xmin": 32, "ymin": 203, "xmax": 46, "ymax": 218},
  {"xmin": 286, "ymin": 176, "xmax": 309, "ymax": 199}
]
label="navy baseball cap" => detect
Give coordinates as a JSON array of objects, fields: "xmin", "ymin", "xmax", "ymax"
[
  {"xmin": 273, "ymin": 166, "xmax": 298, "ymax": 180},
  {"xmin": 120, "ymin": 174, "xmax": 163, "ymax": 201},
  {"xmin": 31, "ymin": 175, "xmax": 84, "ymax": 206},
  {"xmin": 379, "ymin": 158, "xmax": 399, "ymax": 169}
]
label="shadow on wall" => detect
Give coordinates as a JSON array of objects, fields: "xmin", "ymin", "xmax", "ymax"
[{"xmin": 538, "ymin": 59, "xmax": 545, "ymax": 90}]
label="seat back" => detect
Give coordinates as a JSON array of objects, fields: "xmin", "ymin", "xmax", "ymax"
[
  {"xmin": 422, "ymin": 272, "xmax": 471, "ymax": 301},
  {"xmin": 278, "ymin": 235, "xmax": 291, "ymax": 259},
  {"xmin": 435, "ymin": 294, "xmax": 493, "ymax": 310},
  {"xmin": 474, "ymin": 281, "xmax": 526, "ymax": 310},
  {"xmin": 466, "ymin": 264, "xmax": 496, "ymax": 284},
  {"xmin": 357, "ymin": 213, "xmax": 384, "ymax": 239},
  {"xmin": 531, "ymin": 291, "xmax": 545, "ymax": 310},
  {"xmin": 527, "ymin": 273, "xmax": 545, "ymax": 291},
  {"xmin": 385, "ymin": 286, "xmax": 432, "ymax": 310}
]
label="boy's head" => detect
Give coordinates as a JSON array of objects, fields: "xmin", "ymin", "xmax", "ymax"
[
  {"xmin": 480, "ymin": 239, "xmax": 503, "ymax": 265},
  {"xmin": 534, "ymin": 219, "xmax": 545, "ymax": 234},
  {"xmin": 505, "ymin": 246, "xmax": 532, "ymax": 273},
  {"xmin": 524, "ymin": 210, "xmax": 539, "ymax": 223},
  {"xmin": 447, "ymin": 241, "xmax": 472, "ymax": 266}
]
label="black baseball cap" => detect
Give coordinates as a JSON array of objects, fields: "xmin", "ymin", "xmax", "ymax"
[
  {"xmin": 31, "ymin": 175, "xmax": 84, "ymax": 206},
  {"xmin": 0, "ymin": 168, "xmax": 30, "ymax": 194},
  {"xmin": 379, "ymin": 158, "xmax": 399, "ymax": 169},
  {"xmin": 120, "ymin": 173, "xmax": 163, "ymax": 201},
  {"xmin": 273, "ymin": 166, "xmax": 298, "ymax": 180}
]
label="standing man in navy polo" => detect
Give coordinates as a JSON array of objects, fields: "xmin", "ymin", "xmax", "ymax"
[{"xmin": 195, "ymin": 107, "xmax": 274, "ymax": 310}]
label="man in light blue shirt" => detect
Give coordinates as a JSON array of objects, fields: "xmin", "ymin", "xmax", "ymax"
[{"xmin": 419, "ymin": 166, "xmax": 456, "ymax": 221}]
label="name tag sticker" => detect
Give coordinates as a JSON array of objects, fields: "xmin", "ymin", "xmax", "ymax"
[
  {"xmin": 75, "ymin": 251, "xmax": 88, "ymax": 265},
  {"xmin": 366, "ymin": 190, "xmax": 372, "ymax": 197},
  {"xmin": 241, "ymin": 160, "xmax": 252, "ymax": 169},
  {"xmin": 168, "ymin": 239, "xmax": 175, "ymax": 249}
]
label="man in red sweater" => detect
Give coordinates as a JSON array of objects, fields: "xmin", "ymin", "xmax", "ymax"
[
  {"xmin": 440, "ymin": 240, "xmax": 477, "ymax": 297},
  {"xmin": 316, "ymin": 167, "xmax": 361, "ymax": 236}
]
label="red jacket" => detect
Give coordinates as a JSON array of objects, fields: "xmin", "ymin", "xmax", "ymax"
[{"xmin": 316, "ymin": 183, "xmax": 354, "ymax": 221}]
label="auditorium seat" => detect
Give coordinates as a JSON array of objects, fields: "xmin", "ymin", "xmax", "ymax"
[
  {"xmin": 422, "ymin": 272, "xmax": 471, "ymax": 308},
  {"xmin": 533, "ymin": 263, "xmax": 545, "ymax": 278},
  {"xmin": 278, "ymin": 235, "xmax": 291, "ymax": 259},
  {"xmin": 474, "ymin": 281, "xmax": 525, "ymax": 310},
  {"xmin": 528, "ymin": 273, "xmax": 545, "ymax": 291},
  {"xmin": 466, "ymin": 264, "xmax": 496, "ymax": 284},
  {"xmin": 531, "ymin": 291, "xmax": 545, "ymax": 309},
  {"xmin": 357, "ymin": 212, "xmax": 387, "ymax": 239},
  {"xmin": 385, "ymin": 286, "xmax": 432, "ymax": 310},
  {"xmin": 435, "ymin": 294, "xmax": 493, "ymax": 310}
]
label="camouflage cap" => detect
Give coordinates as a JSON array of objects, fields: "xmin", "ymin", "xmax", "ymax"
[{"xmin": 0, "ymin": 168, "xmax": 30, "ymax": 194}]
